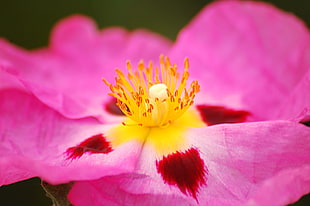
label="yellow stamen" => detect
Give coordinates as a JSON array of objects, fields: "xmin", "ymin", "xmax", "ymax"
[
  {"xmin": 104, "ymin": 55, "xmax": 206, "ymax": 156},
  {"xmin": 103, "ymin": 55, "xmax": 200, "ymax": 128}
]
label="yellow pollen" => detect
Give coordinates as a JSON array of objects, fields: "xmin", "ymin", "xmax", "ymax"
[{"xmin": 103, "ymin": 55, "xmax": 200, "ymax": 127}]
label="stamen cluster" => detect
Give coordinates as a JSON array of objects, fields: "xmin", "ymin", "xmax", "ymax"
[{"xmin": 103, "ymin": 55, "xmax": 200, "ymax": 127}]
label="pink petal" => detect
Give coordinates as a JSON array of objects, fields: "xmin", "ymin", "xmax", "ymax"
[
  {"xmin": 0, "ymin": 39, "xmax": 33, "ymax": 92},
  {"xmin": 68, "ymin": 121, "xmax": 310, "ymax": 205},
  {"xmin": 0, "ymin": 68, "xmax": 25, "ymax": 91},
  {"xmin": 275, "ymin": 71, "xmax": 310, "ymax": 122},
  {"xmin": 188, "ymin": 121, "xmax": 310, "ymax": 205},
  {"xmin": 170, "ymin": 0, "xmax": 310, "ymax": 120},
  {"xmin": 242, "ymin": 165, "xmax": 310, "ymax": 206},
  {"xmin": 0, "ymin": 15, "xmax": 172, "ymax": 121},
  {"xmin": 0, "ymin": 89, "xmax": 142, "ymax": 186},
  {"xmin": 68, "ymin": 177, "xmax": 191, "ymax": 206}
]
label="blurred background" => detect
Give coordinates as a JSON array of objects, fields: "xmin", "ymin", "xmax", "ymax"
[{"xmin": 0, "ymin": 0, "xmax": 309, "ymax": 205}]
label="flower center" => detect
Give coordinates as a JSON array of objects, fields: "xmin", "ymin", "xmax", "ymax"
[{"xmin": 103, "ymin": 55, "xmax": 200, "ymax": 127}]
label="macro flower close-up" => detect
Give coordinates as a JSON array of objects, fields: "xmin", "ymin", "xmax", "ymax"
[{"xmin": 0, "ymin": 0, "xmax": 310, "ymax": 206}]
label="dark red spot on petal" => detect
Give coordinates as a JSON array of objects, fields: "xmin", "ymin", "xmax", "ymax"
[
  {"xmin": 66, "ymin": 134, "xmax": 112, "ymax": 160},
  {"xmin": 196, "ymin": 104, "xmax": 251, "ymax": 126},
  {"xmin": 301, "ymin": 121, "xmax": 310, "ymax": 127},
  {"xmin": 105, "ymin": 98, "xmax": 125, "ymax": 116},
  {"xmin": 156, "ymin": 148, "xmax": 207, "ymax": 200}
]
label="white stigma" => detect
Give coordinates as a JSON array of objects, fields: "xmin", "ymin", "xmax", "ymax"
[{"xmin": 149, "ymin": 83, "xmax": 168, "ymax": 101}]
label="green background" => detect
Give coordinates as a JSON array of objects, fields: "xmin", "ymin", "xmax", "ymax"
[
  {"xmin": 0, "ymin": 0, "xmax": 309, "ymax": 49},
  {"xmin": 0, "ymin": 0, "xmax": 309, "ymax": 205}
]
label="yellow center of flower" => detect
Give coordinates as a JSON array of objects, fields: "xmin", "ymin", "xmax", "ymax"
[
  {"xmin": 103, "ymin": 55, "xmax": 200, "ymax": 127},
  {"xmin": 103, "ymin": 55, "xmax": 205, "ymax": 156}
]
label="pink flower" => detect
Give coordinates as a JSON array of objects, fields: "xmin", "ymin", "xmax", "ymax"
[{"xmin": 0, "ymin": 1, "xmax": 310, "ymax": 206}]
